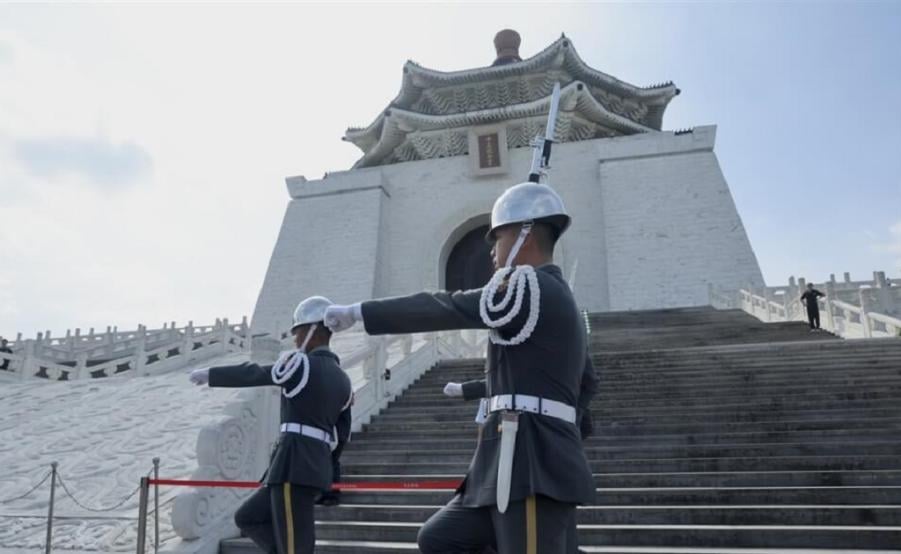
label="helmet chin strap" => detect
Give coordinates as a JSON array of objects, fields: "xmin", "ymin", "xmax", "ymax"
[
  {"xmin": 271, "ymin": 323, "xmax": 317, "ymax": 398},
  {"xmin": 504, "ymin": 222, "xmax": 533, "ymax": 269},
  {"xmin": 480, "ymin": 222, "xmax": 541, "ymax": 346}
]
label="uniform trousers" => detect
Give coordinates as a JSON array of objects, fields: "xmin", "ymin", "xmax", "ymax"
[
  {"xmin": 807, "ymin": 307, "xmax": 821, "ymax": 329},
  {"xmin": 234, "ymin": 483, "xmax": 319, "ymax": 554},
  {"xmin": 417, "ymin": 493, "xmax": 573, "ymax": 554}
]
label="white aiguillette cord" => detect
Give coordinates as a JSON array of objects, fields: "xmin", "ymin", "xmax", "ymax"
[
  {"xmin": 270, "ymin": 324, "xmax": 317, "ymax": 398},
  {"xmin": 479, "ymin": 222, "xmax": 541, "ymax": 346}
]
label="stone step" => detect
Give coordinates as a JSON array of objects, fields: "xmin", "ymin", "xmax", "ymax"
[
  {"xmin": 594, "ymin": 345, "xmax": 901, "ymax": 360},
  {"xmin": 341, "ymin": 469, "xmax": 901, "ymax": 488},
  {"xmin": 222, "ymin": 537, "xmax": 901, "ymax": 554},
  {"xmin": 329, "ymin": 486, "xmax": 901, "ymax": 507},
  {"xmin": 343, "ymin": 441, "xmax": 901, "ymax": 462},
  {"xmin": 343, "ymin": 455, "xmax": 901, "ymax": 475},
  {"xmin": 362, "ymin": 413, "xmax": 901, "ymax": 433},
  {"xmin": 418, "ymin": 352, "xmax": 901, "ymax": 374},
  {"xmin": 587, "ymin": 333, "xmax": 840, "ymax": 350},
  {"xmin": 350, "ymin": 428, "xmax": 901, "ymax": 449},
  {"xmin": 415, "ymin": 361, "xmax": 901, "ymax": 386},
  {"xmin": 368, "ymin": 404, "xmax": 901, "ymax": 425},
  {"xmin": 598, "ymin": 360, "xmax": 901, "ymax": 377},
  {"xmin": 311, "ymin": 520, "xmax": 901, "ymax": 548},
  {"xmin": 400, "ymin": 376, "xmax": 901, "ymax": 404},
  {"xmin": 312, "ymin": 504, "xmax": 901, "ymax": 526},
  {"xmin": 594, "ymin": 367, "xmax": 901, "ymax": 385},
  {"xmin": 361, "ymin": 415, "xmax": 901, "ymax": 438},
  {"xmin": 596, "ymin": 350, "xmax": 901, "ymax": 364},
  {"xmin": 381, "ymin": 389, "xmax": 901, "ymax": 412},
  {"xmin": 592, "ymin": 401, "xmax": 901, "ymax": 419}
]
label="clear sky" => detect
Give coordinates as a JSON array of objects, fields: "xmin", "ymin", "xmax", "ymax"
[{"xmin": 1, "ymin": 2, "xmax": 899, "ymax": 339}]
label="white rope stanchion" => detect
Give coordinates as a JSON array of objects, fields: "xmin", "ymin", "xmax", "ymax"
[
  {"xmin": 479, "ymin": 223, "xmax": 542, "ymax": 346},
  {"xmin": 270, "ymin": 324, "xmax": 317, "ymax": 398}
]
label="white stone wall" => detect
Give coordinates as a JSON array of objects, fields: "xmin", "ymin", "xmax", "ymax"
[
  {"xmin": 252, "ymin": 178, "xmax": 385, "ymax": 337},
  {"xmin": 597, "ymin": 127, "xmax": 765, "ymax": 310},
  {"xmin": 252, "ymin": 125, "xmax": 764, "ymax": 333}
]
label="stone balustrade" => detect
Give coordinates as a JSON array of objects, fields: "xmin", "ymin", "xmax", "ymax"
[
  {"xmin": 0, "ymin": 318, "xmax": 251, "ymax": 381},
  {"xmin": 710, "ymin": 271, "xmax": 901, "ymax": 339}
]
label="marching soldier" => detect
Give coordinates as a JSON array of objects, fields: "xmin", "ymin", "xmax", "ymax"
[
  {"xmin": 444, "ymin": 353, "xmax": 598, "ymax": 554},
  {"xmin": 189, "ymin": 296, "xmax": 352, "ymax": 554},
  {"xmin": 325, "ymin": 182, "xmax": 595, "ymax": 553}
]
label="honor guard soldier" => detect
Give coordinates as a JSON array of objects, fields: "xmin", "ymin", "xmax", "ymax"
[
  {"xmin": 444, "ymin": 353, "xmax": 599, "ymax": 554},
  {"xmin": 189, "ymin": 296, "xmax": 352, "ymax": 554},
  {"xmin": 325, "ymin": 182, "xmax": 596, "ymax": 553}
]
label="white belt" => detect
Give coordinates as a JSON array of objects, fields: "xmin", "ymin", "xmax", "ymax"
[
  {"xmin": 280, "ymin": 423, "xmax": 333, "ymax": 444},
  {"xmin": 488, "ymin": 394, "xmax": 577, "ymax": 424}
]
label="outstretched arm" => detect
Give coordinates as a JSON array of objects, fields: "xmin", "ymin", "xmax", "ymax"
[
  {"xmin": 361, "ymin": 283, "xmax": 534, "ymax": 336},
  {"xmin": 461, "ymin": 379, "xmax": 488, "ymax": 401},
  {"xmin": 208, "ymin": 362, "xmax": 273, "ymax": 388}
]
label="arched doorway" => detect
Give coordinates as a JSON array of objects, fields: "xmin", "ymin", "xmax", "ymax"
[{"xmin": 445, "ymin": 225, "xmax": 493, "ymax": 292}]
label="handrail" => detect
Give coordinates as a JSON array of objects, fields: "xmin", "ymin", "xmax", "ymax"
[{"xmin": 736, "ymin": 286, "xmax": 901, "ymax": 339}]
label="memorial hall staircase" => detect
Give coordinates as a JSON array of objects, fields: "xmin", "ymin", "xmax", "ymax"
[{"xmin": 223, "ymin": 306, "xmax": 901, "ymax": 553}]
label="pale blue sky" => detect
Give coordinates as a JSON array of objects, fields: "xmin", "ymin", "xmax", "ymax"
[{"xmin": 0, "ymin": 2, "xmax": 899, "ymax": 338}]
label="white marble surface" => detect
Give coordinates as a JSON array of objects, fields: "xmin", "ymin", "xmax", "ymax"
[
  {"xmin": 0, "ymin": 351, "xmax": 249, "ymax": 553},
  {"xmin": 0, "ymin": 325, "xmax": 430, "ymax": 552}
]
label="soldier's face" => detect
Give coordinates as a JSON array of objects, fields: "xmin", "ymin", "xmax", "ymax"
[
  {"xmin": 490, "ymin": 225, "xmax": 520, "ymax": 270},
  {"xmin": 292, "ymin": 325, "xmax": 312, "ymax": 349}
]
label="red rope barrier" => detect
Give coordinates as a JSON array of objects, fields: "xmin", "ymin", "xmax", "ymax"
[
  {"xmin": 148, "ymin": 478, "xmax": 462, "ymax": 490},
  {"xmin": 150, "ymin": 479, "xmax": 260, "ymax": 489}
]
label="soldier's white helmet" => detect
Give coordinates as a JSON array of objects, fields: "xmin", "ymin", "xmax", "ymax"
[
  {"xmin": 486, "ymin": 182, "xmax": 571, "ymax": 242},
  {"xmin": 291, "ymin": 296, "xmax": 333, "ymax": 332}
]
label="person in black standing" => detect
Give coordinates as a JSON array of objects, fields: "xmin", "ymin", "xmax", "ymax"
[
  {"xmin": 0, "ymin": 338, "xmax": 12, "ymax": 370},
  {"xmin": 801, "ymin": 283, "xmax": 826, "ymax": 331},
  {"xmin": 189, "ymin": 296, "xmax": 352, "ymax": 554}
]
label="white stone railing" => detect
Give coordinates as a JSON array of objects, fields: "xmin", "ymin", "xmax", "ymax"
[
  {"xmin": 736, "ymin": 287, "xmax": 901, "ymax": 339},
  {"xmin": 167, "ymin": 327, "xmax": 487, "ymax": 553},
  {"xmin": 4, "ymin": 318, "xmax": 249, "ymax": 363},
  {"xmin": 0, "ymin": 319, "xmax": 251, "ymax": 381}
]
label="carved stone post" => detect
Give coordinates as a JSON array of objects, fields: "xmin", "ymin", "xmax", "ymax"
[
  {"xmin": 859, "ymin": 290, "xmax": 873, "ymax": 339},
  {"xmin": 183, "ymin": 322, "xmax": 195, "ymax": 364},
  {"xmin": 20, "ymin": 339, "xmax": 35, "ymax": 380},
  {"xmin": 241, "ymin": 316, "xmax": 252, "ymax": 352},
  {"xmin": 375, "ymin": 338, "xmax": 389, "ymax": 406},
  {"xmin": 74, "ymin": 351, "xmax": 89, "ymax": 380},
  {"xmin": 221, "ymin": 318, "xmax": 231, "ymax": 354},
  {"xmin": 824, "ymin": 281, "xmax": 837, "ymax": 332},
  {"xmin": 134, "ymin": 325, "xmax": 147, "ymax": 376},
  {"xmin": 873, "ymin": 271, "xmax": 896, "ymax": 316}
]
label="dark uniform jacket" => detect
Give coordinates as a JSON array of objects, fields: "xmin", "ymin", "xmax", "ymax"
[
  {"xmin": 208, "ymin": 347, "xmax": 352, "ymax": 489},
  {"xmin": 362, "ymin": 264, "xmax": 595, "ymax": 507},
  {"xmin": 461, "ymin": 355, "xmax": 598, "ymax": 439},
  {"xmin": 801, "ymin": 289, "xmax": 825, "ymax": 313}
]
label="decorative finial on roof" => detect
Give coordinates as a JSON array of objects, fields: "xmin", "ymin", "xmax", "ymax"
[{"xmin": 493, "ymin": 29, "xmax": 522, "ymax": 66}]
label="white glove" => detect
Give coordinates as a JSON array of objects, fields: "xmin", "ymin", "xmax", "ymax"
[
  {"xmin": 324, "ymin": 303, "xmax": 362, "ymax": 333},
  {"xmin": 189, "ymin": 368, "xmax": 210, "ymax": 386},
  {"xmin": 443, "ymin": 382, "xmax": 463, "ymax": 398}
]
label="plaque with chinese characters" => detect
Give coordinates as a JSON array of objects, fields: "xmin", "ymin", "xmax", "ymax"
[{"xmin": 477, "ymin": 133, "xmax": 501, "ymax": 169}]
